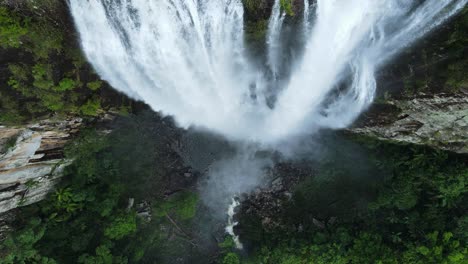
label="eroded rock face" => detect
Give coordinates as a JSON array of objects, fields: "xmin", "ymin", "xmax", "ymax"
[
  {"xmin": 0, "ymin": 117, "xmax": 83, "ymax": 214},
  {"xmin": 350, "ymin": 92, "xmax": 468, "ymax": 153}
]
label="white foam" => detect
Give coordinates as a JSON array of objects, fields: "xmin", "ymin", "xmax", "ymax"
[{"xmin": 69, "ymin": 0, "xmax": 467, "ymax": 143}]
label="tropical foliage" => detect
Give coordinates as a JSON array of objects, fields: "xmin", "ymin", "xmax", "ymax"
[
  {"xmin": 0, "ymin": 5, "xmax": 128, "ymax": 124},
  {"xmin": 239, "ymin": 140, "xmax": 467, "ymax": 263},
  {"xmin": 0, "ymin": 114, "xmax": 199, "ymax": 263}
]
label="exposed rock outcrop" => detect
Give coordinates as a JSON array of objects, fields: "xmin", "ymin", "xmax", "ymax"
[
  {"xmin": 238, "ymin": 163, "xmax": 312, "ymax": 233},
  {"xmin": 349, "ymin": 92, "xmax": 468, "ymax": 153},
  {"xmin": 0, "ymin": 117, "xmax": 83, "ymax": 214}
]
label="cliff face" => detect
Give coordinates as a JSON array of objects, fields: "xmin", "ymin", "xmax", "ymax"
[
  {"xmin": 0, "ymin": 118, "xmax": 83, "ymax": 214},
  {"xmin": 349, "ymin": 92, "xmax": 468, "ymax": 154}
]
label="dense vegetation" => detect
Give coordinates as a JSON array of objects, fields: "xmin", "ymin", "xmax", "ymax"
[
  {"xmin": 1, "ymin": 126, "xmax": 466, "ymax": 263},
  {"xmin": 0, "ymin": 112, "xmax": 199, "ymax": 263},
  {"xmin": 228, "ymin": 139, "xmax": 467, "ymax": 264},
  {"xmin": 0, "ymin": 3, "xmax": 130, "ymax": 124}
]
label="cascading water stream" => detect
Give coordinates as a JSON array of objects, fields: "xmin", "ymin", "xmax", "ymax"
[
  {"xmin": 267, "ymin": 0, "xmax": 286, "ymax": 79},
  {"xmin": 225, "ymin": 198, "xmax": 243, "ymax": 249},
  {"xmin": 303, "ymin": 0, "xmax": 311, "ymax": 33}
]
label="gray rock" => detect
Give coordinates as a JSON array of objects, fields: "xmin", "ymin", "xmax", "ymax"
[
  {"xmin": 136, "ymin": 200, "xmax": 152, "ymax": 222},
  {"xmin": 0, "ymin": 117, "xmax": 83, "ymax": 214},
  {"xmin": 350, "ymin": 93, "xmax": 468, "ymax": 153}
]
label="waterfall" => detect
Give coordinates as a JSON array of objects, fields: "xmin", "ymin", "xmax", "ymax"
[
  {"xmin": 267, "ymin": 0, "xmax": 286, "ymax": 79},
  {"xmin": 69, "ymin": 0, "xmax": 467, "ymax": 143},
  {"xmin": 68, "ymin": 0, "xmax": 467, "ymax": 249}
]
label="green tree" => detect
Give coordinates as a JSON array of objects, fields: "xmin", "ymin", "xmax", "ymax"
[
  {"xmin": 0, "ymin": 218, "xmax": 56, "ymax": 264},
  {"xmin": 223, "ymin": 253, "xmax": 241, "ymax": 264},
  {"xmin": 104, "ymin": 214, "xmax": 137, "ymax": 240},
  {"xmin": 0, "ymin": 7, "xmax": 28, "ymax": 48}
]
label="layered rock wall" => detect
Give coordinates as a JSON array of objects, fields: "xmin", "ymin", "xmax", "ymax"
[{"xmin": 0, "ymin": 118, "xmax": 82, "ymax": 214}]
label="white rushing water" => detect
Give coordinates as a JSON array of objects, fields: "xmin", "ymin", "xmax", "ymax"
[
  {"xmin": 267, "ymin": 0, "xmax": 286, "ymax": 79},
  {"xmin": 225, "ymin": 198, "xmax": 243, "ymax": 249},
  {"xmin": 69, "ymin": 0, "xmax": 467, "ymax": 143},
  {"xmin": 303, "ymin": 0, "xmax": 311, "ymax": 33}
]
